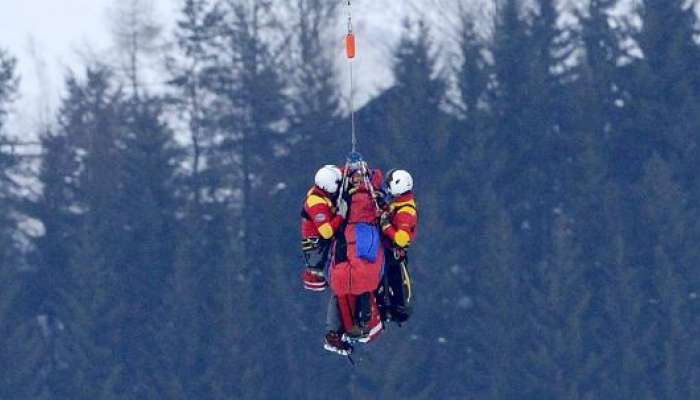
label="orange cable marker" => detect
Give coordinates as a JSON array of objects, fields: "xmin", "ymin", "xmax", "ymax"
[{"xmin": 346, "ymin": 33, "xmax": 356, "ymax": 59}]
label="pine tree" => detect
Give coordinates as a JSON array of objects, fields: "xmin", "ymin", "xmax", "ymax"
[
  {"xmin": 267, "ymin": 1, "xmax": 344, "ymax": 395},
  {"xmin": 0, "ymin": 48, "xmax": 20, "ymax": 269},
  {"xmin": 113, "ymin": 95, "xmax": 182, "ymax": 397},
  {"xmin": 165, "ymin": 3, "xmax": 230, "ymax": 394},
  {"xmin": 285, "ymin": 0, "xmax": 342, "ymax": 167},
  {"xmin": 108, "ymin": 0, "xmax": 163, "ymax": 97},
  {"xmin": 0, "ymin": 49, "xmax": 17, "ymax": 129},
  {"xmin": 488, "ymin": 0, "xmax": 532, "ymax": 177},
  {"xmin": 638, "ymin": 153, "xmax": 695, "ymax": 399},
  {"xmin": 490, "ymin": 0, "xmax": 578, "ymax": 264},
  {"xmin": 0, "ymin": 48, "xmax": 48, "ymax": 399},
  {"xmin": 36, "ymin": 66, "xmax": 127, "ymax": 398},
  {"xmin": 18, "ymin": 128, "xmax": 88, "ymax": 399},
  {"xmin": 568, "ymin": 5, "xmax": 648, "ymax": 396},
  {"xmin": 472, "ymin": 185, "xmax": 525, "ymax": 399},
  {"xmin": 624, "ymin": 0, "xmax": 700, "ymax": 183},
  {"xmin": 167, "ymin": 0, "xmax": 225, "ymax": 205},
  {"xmin": 571, "ymin": 0, "xmax": 628, "ymax": 254},
  {"xmin": 205, "ymin": 0, "xmax": 287, "ymax": 273},
  {"xmin": 593, "ymin": 181, "xmax": 655, "ymax": 399},
  {"xmin": 201, "ymin": 1, "xmax": 288, "ymax": 395},
  {"xmin": 374, "ymin": 18, "xmax": 447, "ymax": 175},
  {"xmin": 524, "ymin": 213, "xmax": 598, "ymax": 399},
  {"xmin": 0, "ymin": 318, "xmax": 54, "ymax": 400},
  {"xmin": 366, "ymin": 17, "xmax": 448, "ymax": 274},
  {"xmin": 455, "ymin": 9, "xmax": 488, "ymax": 132},
  {"xmin": 441, "ymin": 6, "xmax": 492, "ymax": 268},
  {"xmin": 422, "ymin": 10, "xmax": 492, "ymax": 395},
  {"xmin": 26, "ymin": 128, "xmax": 81, "ymax": 318},
  {"xmin": 577, "ymin": 0, "xmax": 628, "ymax": 142}
]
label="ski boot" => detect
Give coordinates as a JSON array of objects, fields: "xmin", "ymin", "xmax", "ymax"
[{"xmin": 323, "ymin": 331, "xmax": 353, "ymax": 356}]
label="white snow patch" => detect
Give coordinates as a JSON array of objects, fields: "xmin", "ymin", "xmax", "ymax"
[
  {"xmin": 457, "ymin": 296, "xmax": 473, "ymax": 310},
  {"xmin": 37, "ymin": 315, "xmax": 50, "ymax": 337},
  {"xmin": 269, "ymin": 182, "xmax": 287, "ymax": 195}
]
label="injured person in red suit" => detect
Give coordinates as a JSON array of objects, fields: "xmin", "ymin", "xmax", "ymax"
[{"xmin": 324, "ymin": 162, "xmax": 386, "ymax": 353}]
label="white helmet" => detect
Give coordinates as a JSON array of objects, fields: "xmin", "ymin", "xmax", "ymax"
[
  {"xmin": 315, "ymin": 165, "xmax": 342, "ymax": 194},
  {"xmin": 385, "ymin": 169, "xmax": 413, "ymax": 196}
]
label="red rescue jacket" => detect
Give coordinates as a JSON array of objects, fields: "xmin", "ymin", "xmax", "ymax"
[
  {"xmin": 344, "ymin": 168, "xmax": 383, "ymax": 224},
  {"xmin": 382, "ymin": 192, "xmax": 418, "ymax": 248},
  {"xmin": 300, "ymin": 186, "xmax": 344, "ymax": 240}
]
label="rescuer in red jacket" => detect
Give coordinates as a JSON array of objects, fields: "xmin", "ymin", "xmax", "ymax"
[
  {"xmin": 380, "ymin": 169, "xmax": 418, "ymax": 248},
  {"xmin": 300, "ymin": 165, "xmax": 347, "ymax": 291},
  {"xmin": 378, "ymin": 169, "xmax": 418, "ymax": 324}
]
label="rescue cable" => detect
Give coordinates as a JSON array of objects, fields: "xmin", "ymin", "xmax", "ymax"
[
  {"xmin": 342, "ymin": 0, "xmax": 381, "ymax": 214},
  {"xmin": 345, "ymin": 0, "xmax": 357, "ymax": 154}
]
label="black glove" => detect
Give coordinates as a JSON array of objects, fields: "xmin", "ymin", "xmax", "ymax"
[
  {"xmin": 380, "ymin": 212, "xmax": 391, "ymax": 231},
  {"xmin": 348, "ymin": 182, "xmax": 361, "ymax": 195},
  {"xmin": 375, "ymin": 190, "xmax": 388, "ymax": 208},
  {"xmin": 301, "ymin": 237, "xmax": 319, "ymax": 252}
]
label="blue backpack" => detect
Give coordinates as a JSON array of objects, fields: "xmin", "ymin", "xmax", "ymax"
[{"xmin": 354, "ymin": 223, "xmax": 380, "ymax": 262}]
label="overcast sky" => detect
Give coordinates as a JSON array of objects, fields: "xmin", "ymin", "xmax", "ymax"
[
  {"xmin": 0, "ymin": 0, "xmax": 180, "ymax": 137},
  {"xmin": 1, "ymin": 1, "xmax": 462, "ymax": 139}
]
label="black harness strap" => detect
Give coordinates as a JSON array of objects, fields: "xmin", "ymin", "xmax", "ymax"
[{"xmin": 301, "ymin": 208, "xmax": 312, "ymax": 221}]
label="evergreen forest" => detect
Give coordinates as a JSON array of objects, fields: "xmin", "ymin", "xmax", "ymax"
[{"xmin": 2, "ymin": 0, "xmax": 700, "ymax": 398}]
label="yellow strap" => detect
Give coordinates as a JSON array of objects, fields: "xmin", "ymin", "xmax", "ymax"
[
  {"xmin": 401, "ymin": 262, "xmax": 412, "ymax": 302},
  {"xmin": 392, "ymin": 199, "xmax": 416, "ymax": 209},
  {"xmin": 390, "ymin": 199, "xmax": 417, "ymax": 215},
  {"xmin": 306, "ymin": 194, "xmax": 331, "ymax": 208},
  {"xmin": 396, "ymin": 206, "xmax": 416, "ymax": 216},
  {"xmin": 394, "ymin": 230, "xmax": 411, "ymax": 248},
  {"xmin": 318, "ymin": 223, "xmax": 334, "ymax": 240}
]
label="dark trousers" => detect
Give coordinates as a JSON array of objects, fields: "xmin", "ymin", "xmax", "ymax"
[
  {"xmin": 302, "ymin": 237, "xmax": 331, "ymax": 271},
  {"xmin": 378, "ymin": 248, "xmax": 412, "ymax": 323}
]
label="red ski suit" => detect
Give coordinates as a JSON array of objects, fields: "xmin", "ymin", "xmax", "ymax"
[
  {"xmin": 330, "ymin": 169, "xmax": 384, "ymax": 295},
  {"xmin": 330, "ymin": 168, "xmax": 385, "ymax": 341}
]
